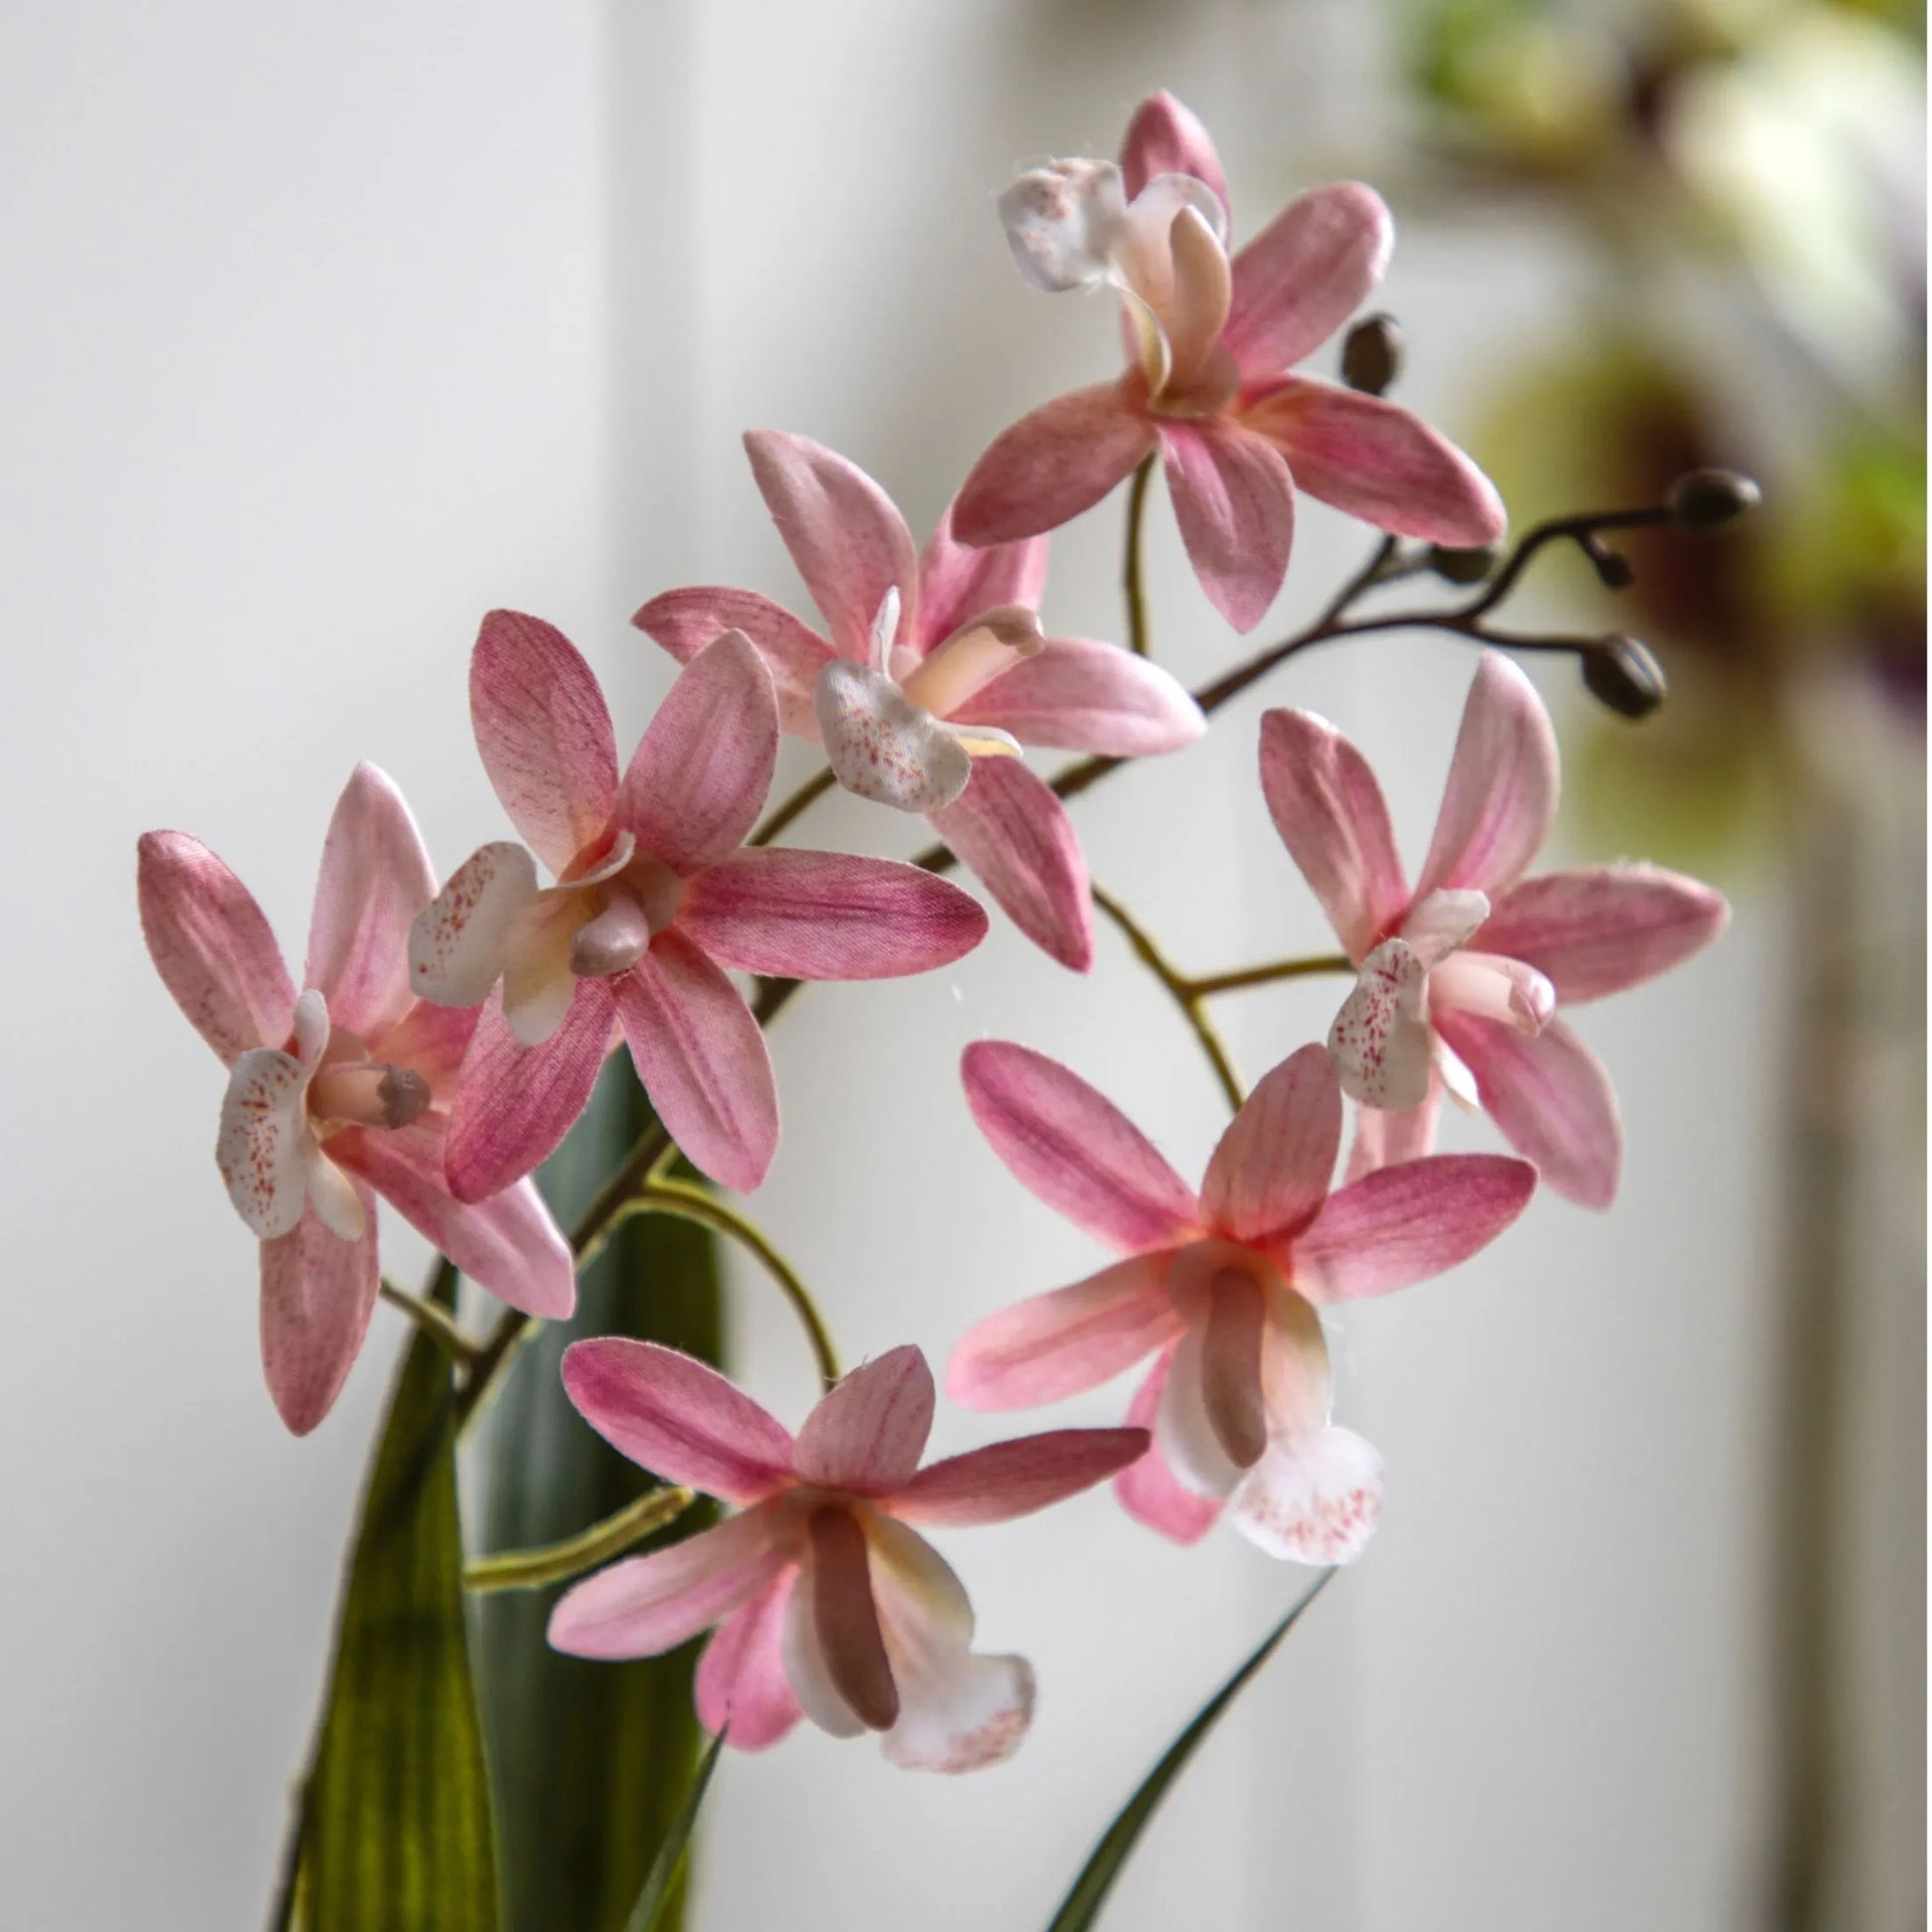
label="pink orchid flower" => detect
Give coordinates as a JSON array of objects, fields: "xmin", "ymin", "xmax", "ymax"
[
  {"xmin": 137, "ymin": 765, "xmax": 575, "ymax": 1435},
  {"xmin": 1261, "ymin": 651, "xmax": 1729, "ymax": 1207},
  {"xmin": 633, "ymin": 430, "xmax": 1205, "ymax": 971},
  {"xmin": 547, "ymin": 1340, "xmax": 1146, "ymax": 1770},
  {"xmin": 951, "ymin": 91, "xmax": 1505, "ymax": 632},
  {"xmin": 409, "ymin": 616, "xmax": 987, "ymax": 1202},
  {"xmin": 949, "ymin": 1040, "xmax": 1535, "ymax": 1561}
]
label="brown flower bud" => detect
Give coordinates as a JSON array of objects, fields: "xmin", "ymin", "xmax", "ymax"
[
  {"xmin": 1428, "ymin": 541, "xmax": 1502, "ymax": 585},
  {"xmin": 1341, "ymin": 314, "xmax": 1401, "ymax": 396},
  {"xmin": 1582, "ymin": 635, "xmax": 1666, "ymax": 719},
  {"xmin": 1666, "ymin": 468, "xmax": 1761, "ymax": 532}
]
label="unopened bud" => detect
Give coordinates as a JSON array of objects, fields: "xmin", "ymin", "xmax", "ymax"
[
  {"xmin": 1429, "ymin": 541, "xmax": 1503, "ymax": 585},
  {"xmin": 1667, "ymin": 468, "xmax": 1761, "ymax": 532},
  {"xmin": 1341, "ymin": 314, "xmax": 1402, "ymax": 396},
  {"xmin": 1585, "ymin": 539, "xmax": 1634, "ymax": 589},
  {"xmin": 1582, "ymin": 635, "xmax": 1666, "ymax": 720}
]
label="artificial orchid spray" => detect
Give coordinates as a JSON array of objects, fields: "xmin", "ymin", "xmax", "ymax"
[{"xmin": 138, "ymin": 93, "xmax": 1745, "ymax": 1930}]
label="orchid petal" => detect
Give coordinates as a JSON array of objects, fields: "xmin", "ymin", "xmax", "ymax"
[
  {"xmin": 953, "ymin": 635, "xmax": 1205, "ymax": 756},
  {"xmin": 615, "ymin": 931, "xmax": 778, "ymax": 1195},
  {"xmin": 1200, "ymin": 1044, "xmax": 1343, "ymax": 1247},
  {"xmin": 561, "ymin": 1338, "xmax": 794, "ymax": 1500},
  {"xmin": 779, "ymin": 1547, "xmax": 870, "ymax": 1740},
  {"xmin": 793, "ymin": 1346, "xmax": 934, "ymax": 1496},
  {"xmin": 961, "ymin": 1040, "xmax": 1198, "ymax": 1251},
  {"xmin": 743, "ymin": 431, "xmax": 918, "ymax": 660},
  {"xmin": 1327, "ymin": 940, "xmax": 1435, "ymax": 1110},
  {"xmin": 1160, "ymin": 420, "xmax": 1296, "ymax": 633},
  {"xmin": 696, "ymin": 1573, "xmax": 801, "ymax": 1751},
  {"xmin": 444, "ymin": 983, "xmax": 614, "ymax": 1202},
  {"xmin": 892, "ymin": 1427, "xmax": 1150, "ymax": 1527},
  {"xmin": 304, "ymin": 764, "xmax": 437, "ymax": 1040},
  {"xmin": 1345, "ymin": 1086, "xmax": 1443, "ymax": 1181},
  {"xmin": 136, "ymin": 831, "xmax": 295, "ymax": 1066},
  {"xmin": 1230, "ymin": 1428, "xmax": 1383, "ymax": 1565},
  {"xmin": 1399, "ymin": 888, "xmax": 1492, "ymax": 969},
  {"xmin": 870, "ymin": 1516, "xmax": 1035, "ymax": 1773},
  {"xmin": 258, "ymin": 1191, "xmax": 379, "ymax": 1436},
  {"xmin": 1415, "ymin": 653, "xmax": 1561, "ymax": 900},
  {"xmin": 945, "ymin": 1251, "xmax": 1179, "ymax": 1411},
  {"xmin": 952, "ymin": 385, "xmax": 1157, "ymax": 547},
  {"xmin": 547, "ymin": 1508, "xmax": 784, "ymax": 1661},
  {"xmin": 408, "ymin": 841, "xmax": 542, "ymax": 1013},
  {"xmin": 1114, "ymin": 1346, "xmax": 1223, "ymax": 1543},
  {"xmin": 1156, "ymin": 1318, "xmax": 1248, "ymax": 1498},
  {"xmin": 998, "ymin": 157, "xmax": 1128, "ymax": 292},
  {"xmin": 679, "ymin": 848, "xmax": 988, "ymax": 980},
  {"xmin": 630, "ymin": 586, "xmax": 834, "ymax": 739},
  {"xmin": 1245, "ymin": 378, "xmax": 1506, "ymax": 547},
  {"xmin": 1223, "ymin": 183, "xmax": 1391, "ymax": 375},
  {"xmin": 802, "ymin": 1505, "xmax": 899, "ymax": 1731},
  {"xmin": 620, "ymin": 630, "xmax": 778, "ymax": 875},
  {"xmin": 1478, "ymin": 866, "xmax": 1729, "ymax": 1005},
  {"xmin": 1437, "ymin": 1012, "xmax": 1623, "ymax": 1209},
  {"xmin": 217, "ymin": 1047, "xmax": 317, "ymax": 1240},
  {"xmin": 1430, "ymin": 950, "xmax": 1557, "ymax": 1035},
  {"xmin": 305, "ymin": 1145, "xmax": 368, "ymax": 1243},
  {"xmin": 914, "ymin": 507, "xmax": 1048, "ymax": 653},
  {"xmin": 501, "ymin": 889, "xmax": 584, "ymax": 1045},
  {"xmin": 471, "ymin": 610, "xmax": 620, "ymax": 876},
  {"xmin": 814, "ymin": 659, "xmax": 974, "ymax": 812},
  {"xmin": 1257, "ymin": 1286, "xmax": 1334, "ymax": 1442},
  {"xmin": 372, "ymin": 999, "xmax": 478, "ymax": 1101},
  {"xmin": 1294, "ymin": 1152, "xmax": 1536, "ymax": 1300},
  {"xmin": 1120, "ymin": 91, "xmax": 1229, "ymax": 210},
  {"xmin": 333, "ymin": 1116, "xmax": 575, "ymax": 1318},
  {"xmin": 927, "ymin": 757, "xmax": 1093, "ymax": 971},
  {"xmin": 1257, "ymin": 708, "xmax": 1409, "ymax": 961}
]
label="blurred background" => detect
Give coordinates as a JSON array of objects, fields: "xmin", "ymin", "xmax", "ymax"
[{"xmin": 0, "ymin": 1, "xmax": 1921, "ymax": 1927}]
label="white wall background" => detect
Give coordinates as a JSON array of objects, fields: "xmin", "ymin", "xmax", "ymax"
[{"xmin": 0, "ymin": 3, "xmax": 1782, "ymax": 1928}]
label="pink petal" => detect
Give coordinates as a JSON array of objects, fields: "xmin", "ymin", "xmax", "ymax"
[
  {"xmin": 1244, "ymin": 377, "xmax": 1506, "ymax": 546},
  {"xmin": 1257, "ymin": 707, "xmax": 1409, "ymax": 960},
  {"xmin": 951, "ymin": 385, "xmax": 1157, "ymax": 547},
  {"xmin": 332, "ymin": 1115, "xmax": 575, "ymax": 1319},
  {"xmin": 1120, "ymin": 91, "xmax": 1228, "ymax": 210},
  {"xmin": 1230, "ymin": 1427, "xmax": 1383, "ymax": 1565},
  {"xmin": 868, "ymin": 1516, "xmax": 1035, "ymax": 1774},
  {"xmin": 953, "ymin": 635, "xmax": 1205, "ymax": 756},
  {"xmin": 1477, "ymin": 867, "xmax": 1729, "ymax": 1006},
  {"xmin": 1414, "ymin": 652, "xmax": 1561, "ymax": 900},
  {"xmin": 258, "ymin": 1190, "xmax": 380, "ymax": 1437},
  {"xmin": 1437, "ymin": 1011, "xmax": 1623, "ymax": 1209},
  {"xmin": 136, "ymin": 831, "xmax": 295, "ymax": 1066},
  {"xmin": 547, "ymin": 1507, "xmax": 785, "ymax": 1660},
  {"xmin": 794, "ymin": 1345, "xmax": 935, "ymax": 1496},
  {"xmin": 304, "ymin": 764, "xmax": 438, "ymax": 1041},
  {"xmin": 800, "ymin": 1505, "xmax": 900, "ymax": 1731},
  {"xmin": 630, "ymin": 586, "xmax": 834, "ymax": 739},
  {"xmin": 913, "ymin": 505, "xmax": 1048, "ymax": 654},
  {"xmin": 445, "ymin": 982, "xmax": 614, "ymax": 1203},
  {"xmin": 619, "ymin": 630, "xmax": 778, "ymax": 875},
  {"xmin": 373, "ymin": 999, "xmax": 479, "ymax": 1101},
  {"xmin": 1223, "ymin": 183, "xmax": 1391, "ymax": 375},
  {"xmin": 961, "ymin": 1040, "xmax": 1199, "ymax": 1252},
  {"xmin": 1344, "ymin": 1086, "xmax": 1443, "ymax": 1181},
  {"xmin": 1113, "ymin": 1347, "xmax": 1223, "ymax": 1544},
  {"xmin": 561, "ymin": 1338, "xmax": 795, "ymax": 1500},
  {"xmin": 743, "ymin": 430, "xmax": 918, "ymax": 660},
  {"xmin": 1159, "ymin": 420, "xmax": 1296, "ymax": 633},
  {"xmin": 926, "ymin": 758, "xmax": 1093, "ymax": 971},
  {"xmin": 1292, "ymin": 1151, "xmax": 1537, "ymax": 1300},
  {"xmin": 945, "ymin": 1252, "xmax": 1179, "ymax": 1411},
  {"xmin": 407, "ymin": 841, "xmax": 543, "ymax": 1015},
  {"xmin": 895, "ymin": 1427, "xmax": 1151, "ymax": 1527},
  {"xmin": 471, "ymin": 611, "xmax": 620, "ymax": 876},
  {"xmin": 615, "ymin": 930, "xmax": 778, "ymax": 1194},
  {"xmin": 1200, "ymin": 1044, "xmax": 1343, "ymax": 1248},
  {"xmin": 697, "ymin": 1572, "xmax": 801, "ymax": 1751},
  {"xmin": 679, "ymin": 848, "xmax": 987, "ymax": 981}
]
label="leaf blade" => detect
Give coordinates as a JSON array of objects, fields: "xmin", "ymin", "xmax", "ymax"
[{"xmin": 622, "ymin": 1726, "xmax": 728, "ymax": 1932}]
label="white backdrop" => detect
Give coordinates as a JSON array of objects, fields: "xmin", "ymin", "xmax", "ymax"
[{"xmin": 0, "ymin": 4, "xmax": 1779, "ymax": 1928}]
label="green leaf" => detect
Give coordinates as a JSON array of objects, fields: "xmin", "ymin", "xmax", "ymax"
[
  {"xmin": 1043, "ymin": 1569, "xmax": 1336, "ymax": 1932},
  {"xmin": 299, "ymin": 1273, "xmax": 500, "ymax": 1931},
  {"xmin": 475, "ymin": 1067, "xmax": 724, "ymax": 1932},
  {"xmin": 622, "ymin": 1727, "xmax": 727, "ymax": 1932}
]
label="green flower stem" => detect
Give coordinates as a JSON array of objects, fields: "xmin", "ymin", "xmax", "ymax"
[
  {"xmin": 1186, "ymin": 953, "xmax": 1354, "ymax": 1000},
  {"xmin": 1122, "ymin": 455, "xmax": 1156, "ymax": 657},
  {"xmin": 1089, "ymin": 886, "xmax": 1245, "ymax": 1114},
  {"xmin": 749, "ymin": 763, "xmax": 837, "ymax": 848},
  {"xmin": 465, "ymin": 1484, "xmax": 695, "ymax": 1594},
  {"xmin": 378, "ymin": 1278, "xmax": 481, "ymax": 1369}
]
